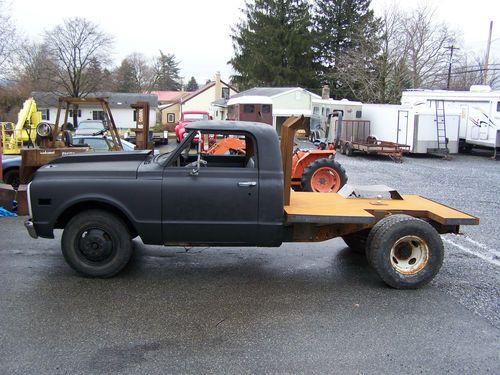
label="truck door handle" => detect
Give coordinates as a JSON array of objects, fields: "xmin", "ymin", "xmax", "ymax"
[{"xmin": 238, "ymin": 181, "xmax": 257, "ymax": 187}]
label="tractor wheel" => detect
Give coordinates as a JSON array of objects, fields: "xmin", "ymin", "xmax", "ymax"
[
  {"xmin": 366, "ymin": 214, "xmax": 444, "ymax": 289},
  {"xmin": 301, "ymin": 158, "xmax": 348, "ymax": 193},
  {"xmin": 342, "ymin": 229, "xmax": 370, "ymax": 253}
]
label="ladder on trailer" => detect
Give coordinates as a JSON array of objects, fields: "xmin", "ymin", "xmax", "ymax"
[{"xmin": 429, "ymin": 100, "xmax": 450, "ymax": 158}]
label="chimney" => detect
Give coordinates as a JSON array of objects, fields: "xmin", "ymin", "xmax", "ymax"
[
  {"xmin": 215, "ymin": 71, "xmax": 222, "ymax": 100},
  {"xmin": 322, "ymin": 84, "xmax": 330, "ymax": 99}
]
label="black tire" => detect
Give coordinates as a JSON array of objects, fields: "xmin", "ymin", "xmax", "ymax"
[
  {"xmin": 61, "ymin": 209, "xmax": 133, "ymax": 278},
  {"xmin": 340, "ymin": 143, "xmax": 346, "ymax": 155},
  {"xmin": 345, "ymin": 143, "xmax": 354, "ymax": 156},
  {"xmin": 3, "ymin": 168, "xmax": 20, "ymax": 190},
  {"xmin": 366, "ymin": 214, "xmax": 444, "ymax": 289},
  {"xmin": 301, "ymin": 158, "xmax": 348, "ymax": 193},
  {"xmin": 63, "ymin": 130, "xmax": 73, "ymax": 146},
  {"xmin": 342, "ymin": 229, "xmax": 370, "ymax": 253}
]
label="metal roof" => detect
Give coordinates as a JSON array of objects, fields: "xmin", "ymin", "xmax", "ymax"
[
  {"xmin": 230, "ymin": 87, "xmax": 320, "ymax": 99},
  {"xmin": 31, "ymin": 92, "xmax": 158, "ymax": 109}
]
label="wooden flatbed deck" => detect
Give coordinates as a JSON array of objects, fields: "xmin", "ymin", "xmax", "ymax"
[{"xmin": 285, "ymin": 191, "xmax": 479, "ymax": 226}]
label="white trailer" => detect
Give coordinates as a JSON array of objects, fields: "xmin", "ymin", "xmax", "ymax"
[
  {"xmin": 401, "ymin": 86, "xmax": 500, "ymax": 152},
  {"xmin": 310, "ymin": 98, "xmax": 363, "ymax": 140},
  {"xmin": 362, "ymin": 103, "xmax": 461, "ymax": 154}
]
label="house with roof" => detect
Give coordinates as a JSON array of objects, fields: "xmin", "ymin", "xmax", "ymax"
[
  {"xmin": 157, "ymin": 72, "xmax": 238, "ymax": 130},
  {"xmin": 32, "ymin": 91, "xmax": 158, "ymax": 130},
  {"xmin": 226, "ymin": 87, "xmax": 321, "ymax": 134}
]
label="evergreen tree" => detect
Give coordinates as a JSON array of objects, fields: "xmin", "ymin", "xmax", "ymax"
[
  {"xmin": 186, "ymin": 76, "xmax": 199, "ymax": 91},
  {"xmin": 230, "ymin": 0, "xmax": 317, "ymax": 90},
  {"xmin": 114, "ymin": 58, "xmax": 138, "ymax": 92},
  {"xmin": 152, "ymin": 50, "xmax": 182, "ymax": 91},
  {"xmin": 313, "ymin": 0, "xmax": 381, "ymax": 100}
]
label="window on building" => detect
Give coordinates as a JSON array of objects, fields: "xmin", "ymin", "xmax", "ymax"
[
  {"xmin": 313, "ymin": 106, "xmax": 320, "ymax": 115},
  {"xmin": 68, "ymin": 109, "xmax": 82, "ymax": 118},
  {"xmin": 222, "ymin": 87, "xmax": 230, "ymax": 99},
  {"xmin": 356, "ymin": 110, "xmax": 362, "ymax": 118},
  {"xmin": 262, "ymin": 104, "xmax": 271, "ymax": 113},
  {"xmin": 92, "ymin": 110, "xmax": 105, "ymax": 121},
  {"xmin": 244, "ymin": 104, "xmax": 255, "ymax": 113},
  {"xmin": 41, "ymin": 109, "xmax": 50, "ymax": 121},
  {"xmin": 497, "ymin": 101, "xmax": 500, "ymax": 112},
  {"xmin": 167, "ymin": 113, "xmax": 175, "ymax": 123}
]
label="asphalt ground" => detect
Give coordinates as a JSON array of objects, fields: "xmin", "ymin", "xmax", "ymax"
[{"xmin": 0, "ymin": 146, "xmax": 499, "ymax": 374}]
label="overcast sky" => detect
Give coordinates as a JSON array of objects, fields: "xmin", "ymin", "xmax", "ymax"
[{"xmin": 7, "ymin": 0, "xmax": 500, "ymax": 85}]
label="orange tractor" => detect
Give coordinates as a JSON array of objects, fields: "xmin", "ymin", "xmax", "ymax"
[{"xmin": 206, "ymin": 136, "xmax": 347, "ymax": 193}]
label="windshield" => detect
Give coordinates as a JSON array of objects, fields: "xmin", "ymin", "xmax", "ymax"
[{"xmin": 184, "ymin": 113, "xmax": 209, "ymax": 122}]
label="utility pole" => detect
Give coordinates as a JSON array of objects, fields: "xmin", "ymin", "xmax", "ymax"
[
  {"xmin": 483, "ymin": 21, "xmax": 493, "ymax": 85},
  {"xmin": 445, "ymin": 45, "xmax": 459, "ymax": 89}
]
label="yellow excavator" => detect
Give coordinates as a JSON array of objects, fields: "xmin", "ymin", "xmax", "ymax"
[{"xmin": 1, "ymin": 98, "xmax": 42, "ymax": 155}]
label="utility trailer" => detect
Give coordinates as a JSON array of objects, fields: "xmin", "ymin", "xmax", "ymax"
[
  {"xmin": 330, "ymin": 118, "xmax": 410, "ymax": 161},
  {"xmin": 24, "ymin": 117, "xmax": 478, "ymax": 289}
]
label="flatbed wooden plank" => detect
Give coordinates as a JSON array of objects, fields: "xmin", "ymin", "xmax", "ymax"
[{"xmin": 284, "ymin": 191, "xmax": 479, "ymax": 225}]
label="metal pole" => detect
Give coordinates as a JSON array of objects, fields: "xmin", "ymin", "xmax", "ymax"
[{"xmin": 483, "ymin": 21, "xmax": 493, "ymax": 85}]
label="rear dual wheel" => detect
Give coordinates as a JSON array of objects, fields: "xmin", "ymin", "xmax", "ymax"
[{"xmin": 365, "ymin": 215, "xmax": 444, "ymax": 289}]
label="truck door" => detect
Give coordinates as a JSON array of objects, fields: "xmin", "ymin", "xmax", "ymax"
[
  {"xmin": 161, "ymin": 131, "xmax": 259, "ymax": 245},
  {"xmin": 397, "ymin": 110, "xmax": 409, "ymax": 145}
]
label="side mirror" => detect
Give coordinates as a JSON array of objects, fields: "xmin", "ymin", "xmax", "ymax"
[{"xmin": 190, "ymin": 131, "xmax": 203, "ymax": 176}]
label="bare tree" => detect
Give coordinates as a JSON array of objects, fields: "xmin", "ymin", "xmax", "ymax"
[
  {"xmin": 127, "ymin": 53, "xmax": 155, "ymax": 92},
  {"xmin": 373, "ymin": 3, "xmax": 412, "ymax": 103},
  {"xmin": 12, "ymin": 42, "xmax": 58, "ymax": 94},
  {"xmin": 0, "ymin": 0, "xmax": 19, "ymax": 80},
  {"xmin": 44, "ymin": 17, "xmax": 114, "ymax": 98},
  {"xmin": 449, "ymin": 53, "xmax": 500, "ymax": 90},
  {"xmin": 401, "ymin": 5, "xmax": 457, "ymax": 89}
]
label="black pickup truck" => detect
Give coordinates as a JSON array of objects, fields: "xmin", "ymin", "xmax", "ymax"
[{"xmin": 25, "ymin": 119, "xmax": 478, "ymax": 288}]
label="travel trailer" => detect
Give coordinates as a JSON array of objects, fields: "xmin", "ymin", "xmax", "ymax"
[
  {"xmin": 310, "ymin": 98, "xmax": 363, "ymax": 141},
  {"xmin": 401, "ymin": 86, "xmax": 500, "ymax": 152}
]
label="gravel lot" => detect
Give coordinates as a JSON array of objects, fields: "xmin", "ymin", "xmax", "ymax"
[
  {"xmin": 0, "ymin": 146, "xmax": 499, "ymax": 374},
  {"xmin": 334, "ymin": 149, "xmax": 500, "ymax": 328}
]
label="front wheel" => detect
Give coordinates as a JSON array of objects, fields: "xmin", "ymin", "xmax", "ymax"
[
  {"xmin": 301, "ymin": 158, "xmax": 348, "ymax": 193},
  {"xmin": 3, "ymin": 169, "xmax": 20, "ymax": 190},
  {"xmin": 366, "ymin": 215, "xmax": 444, "ymax": 289},
  {"xmin": 61, "ymin": 209, "xmax": 133, "ymax": 278}
]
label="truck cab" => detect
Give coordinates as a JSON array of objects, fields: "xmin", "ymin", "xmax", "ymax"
[
  {"xmin": 159, "ymin": 122, "xmax": 283, "ymax": 246},
  {"xmin": 27, "ymin": 121, "xmax": 284, "ymax": 247}
]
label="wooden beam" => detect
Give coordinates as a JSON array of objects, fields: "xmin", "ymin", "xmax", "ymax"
[{"xmin": 280, "ymin": 116, "xmax": 304, "ymax": 206}]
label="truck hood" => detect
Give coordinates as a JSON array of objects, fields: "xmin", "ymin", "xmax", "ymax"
[{"xmin": 36, "ymin": 151, "xmax": 152, "ymax": 179}]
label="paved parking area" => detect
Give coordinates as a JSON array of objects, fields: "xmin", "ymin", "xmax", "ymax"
[{"xmin": 0, "ymin": 149, "xmax": 499, "ymax": 374}]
